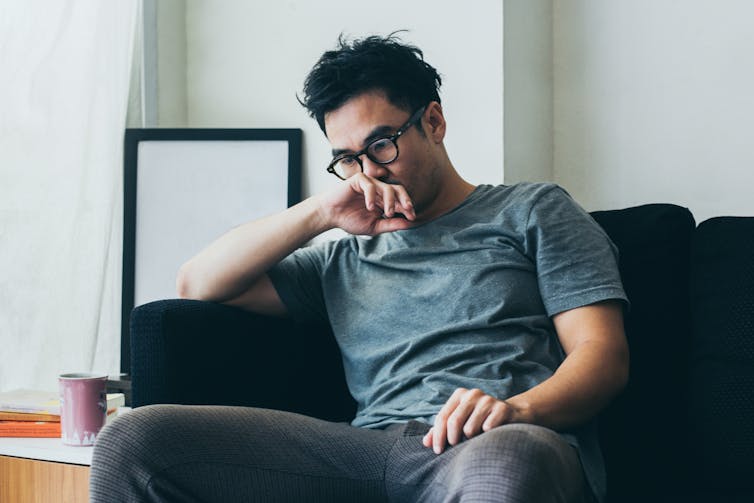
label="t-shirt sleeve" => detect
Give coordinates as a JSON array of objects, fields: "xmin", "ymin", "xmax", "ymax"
[
  {"xmin": 267, "ymin": 242, "xmax": 332, "ymax": 324},
  {"xmin": 524, "ymin": 185, "xmax": 629, "ymax": 316}
]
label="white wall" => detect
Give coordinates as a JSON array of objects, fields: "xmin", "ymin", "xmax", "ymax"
[
  {"xmin": 503, "ymin": 0, "xmax": 554, "ymax": 184},
  {"xmin": 156, "ymin": 0, "xmax": 187, "ymax": 126},
  {"xmin": 553, "ymin": 0, "xmax": 754, "ymax": 222},
  {"xmin": 183, "ymin": 0, "xmax": 503, "ymax": 201}
]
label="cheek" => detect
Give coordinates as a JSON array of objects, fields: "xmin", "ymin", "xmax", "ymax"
[
  {"xmin": 391, "ymin": 144, "xmax": 432, "ymax": 191},
  {"xmin": 399, "ymin": 166, "xmax": 431, "ymax": 207}
]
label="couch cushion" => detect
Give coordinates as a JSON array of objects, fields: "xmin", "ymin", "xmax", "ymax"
[
  {"xmin": 689, "ymin": 217, "xmax": 754, "ymax": 499},
  {"xmin": 591, "ymin": 204, "xmax": 695, "ymax": 502}
]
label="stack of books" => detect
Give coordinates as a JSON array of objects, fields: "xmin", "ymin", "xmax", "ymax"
[{"xmin": 0, "ymin": 389, "xmax": 125, "ymax": 438}]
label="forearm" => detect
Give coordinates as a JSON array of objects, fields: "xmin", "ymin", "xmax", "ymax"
[
  {"xmin": 177, "ymin": 174, "xmax": 416, "ymax": 304},
  {"xmin": 176, "ymin": 197, "xmax": 330, "ymax": 302},
  {"xmin": 424, "ymin": 301, "xmax": 628, "ymax": 453},
  {"xmin": 424, "ymin": 334, "xmax": 628, "ymax": 454},
  {"xmin": 505, "ymin": 339, "xmax": 629, "ymax": 431}
]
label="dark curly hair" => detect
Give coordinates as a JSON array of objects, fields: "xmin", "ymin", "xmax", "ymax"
[{"xmin": 299, "ymin": 32, "xmax": 442, "ymax": 135}]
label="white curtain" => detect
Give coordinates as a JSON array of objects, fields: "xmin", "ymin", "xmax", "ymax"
[{"xmin": 0, "ymin": 1, "xmax": 139, "ymax": 391}]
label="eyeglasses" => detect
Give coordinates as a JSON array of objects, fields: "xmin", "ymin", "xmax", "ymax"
[{"xmin": 326, "ymin": 105, "xmax": 427, "ymax": 180}]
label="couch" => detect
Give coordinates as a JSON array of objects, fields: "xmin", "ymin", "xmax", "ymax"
[{"xmin": 129, "ymin": 203, "xmax": 753, "ymax": 502}]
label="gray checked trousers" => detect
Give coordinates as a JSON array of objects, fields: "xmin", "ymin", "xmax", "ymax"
[{"xmin": 90, "ymin": 405, "xmax": 592, "ymax": 502}]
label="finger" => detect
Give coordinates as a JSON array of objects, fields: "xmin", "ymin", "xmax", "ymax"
[
  {"xmin": 372, "ymin": 217, "xmax": 414, "ymax": 234},
  {"xmin": 391, "ymin": 186, "xmax": 415, "ymax": 220},
  {"xmin": 432, "ymin": 413, "xmax": 448, "ymax": 455},
  {"xmin": 422, "ymin": 427, "xmax": 433, "ymax": 448},
  {"xmin": 433, "ymin": 388, "xmax": 466, "ymax": 454},
  {"xmin": 446, "ymin": 389, "xmax": 485, "ymax": 446},
  {"xmin": 462, "ymin": 395, "xmax": 497, "ymax": 439},
  {"xmin": 394, "ymin": 187, "xmax": 413, "ymax": 217},
  {"xmin": 381, "ymin": 186, "xmax": 396, "ymax": 217},
  {"xmin": 401, "ymin": 199, "xmax": 416, "ymax": 220},
  {"xmin": 363, "ymin": 182, "xmax": 377, "ymax": 212},
  {"xmin": 482, "ymin": 401, "xmax": 511, "ymax": 432},
  {"xmin": 353, "ymin": 175, "xmax": 378, "ymax": 211}
]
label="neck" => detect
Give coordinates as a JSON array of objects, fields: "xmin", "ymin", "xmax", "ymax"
[{"xmin": 414, "ymin": 163, "xmax": 476, "ymax": 224}]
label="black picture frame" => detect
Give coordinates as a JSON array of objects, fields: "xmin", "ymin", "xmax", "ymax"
[{"xmin": 121, "ymin": 128, "xmax": 302, "ymax": 374}]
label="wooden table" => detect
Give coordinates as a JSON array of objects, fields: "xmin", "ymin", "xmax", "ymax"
[{"xmin": 0, "ymin": 437, "xmax": 92, "ymax": 503}]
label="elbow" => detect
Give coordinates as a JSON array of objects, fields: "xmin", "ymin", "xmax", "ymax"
[
  {"xmin": 175, "ymin": 261, "xmax": 201, "ymax": 300},
  {"xmin": 176, "ymin": 261, "xmax": 231, "ymax": 302}
]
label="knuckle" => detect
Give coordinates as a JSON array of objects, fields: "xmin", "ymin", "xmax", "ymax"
[
  {"xmin": 490, "ymin": 404, "xmax": 506, "ymax": 419},
  {"xmin": 461, "ymin": 389, "xmax": 481, "ymax": 403},
  {"xmin": 480, "ymin": 395, "xmax": 494, "ymax": 406},
  {"xmin": 446, "ymin": 415, "xmax": 461, "ymax": 429}
]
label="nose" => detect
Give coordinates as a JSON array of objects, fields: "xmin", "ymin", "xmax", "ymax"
[{"xmin": 361, "ymin": 157, "xmax": 390, "ymax": 179}]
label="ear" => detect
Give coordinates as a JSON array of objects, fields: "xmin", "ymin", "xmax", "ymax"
[{"xmin": 424, "ymin": 101, "xmax": 446, "ymax": 143}]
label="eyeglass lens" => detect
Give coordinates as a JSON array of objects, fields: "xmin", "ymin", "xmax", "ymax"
[{"xmin": 331, "ymin": 137, "xmax": 398, "ymax": 179}]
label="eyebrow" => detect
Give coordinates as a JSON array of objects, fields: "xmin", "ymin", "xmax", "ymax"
[{"xmin": 330, "ymin": 125, "xmax": 396, "ymax": 157}]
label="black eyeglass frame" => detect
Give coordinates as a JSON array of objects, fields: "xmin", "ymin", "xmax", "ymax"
[{"xmin": 326, "ymin": 105, "xmax": 428, "ymax": 180}]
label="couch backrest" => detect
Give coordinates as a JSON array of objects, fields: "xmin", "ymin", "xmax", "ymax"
[
  {"xmin": 688, "ymin": 217, "xmax": 754, "ymax": 499},
  {"xmin": 591, "ymin": 204, "xmax": 696, "ymax": 502}
]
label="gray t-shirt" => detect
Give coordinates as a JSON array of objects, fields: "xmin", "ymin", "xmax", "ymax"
[{"xmin": 268, "ymin": 182, "xmax": 627, "ymax": 501}]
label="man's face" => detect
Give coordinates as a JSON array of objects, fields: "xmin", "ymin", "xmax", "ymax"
[{"xmin": 323, "ymin": 92, "xmax": 441, "ymax": 214}]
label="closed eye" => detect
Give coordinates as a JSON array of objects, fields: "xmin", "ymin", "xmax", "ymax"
[{"xmin": 369, "ymin": 138, "xmax": 391, "ymax": 153}]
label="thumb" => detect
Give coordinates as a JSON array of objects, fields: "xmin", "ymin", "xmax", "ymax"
[{"xmin": 371, "ymin": 216, "xmax": 414, "ymax": 234}]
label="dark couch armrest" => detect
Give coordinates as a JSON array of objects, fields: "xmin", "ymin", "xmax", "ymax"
[{"xmin": 130, "ymin": 299, "xmax": 356, "ymax": 422}]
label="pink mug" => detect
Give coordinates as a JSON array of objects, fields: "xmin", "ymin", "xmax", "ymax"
[{"xmin": 59, "ymin": 372, "xmax": 108, "ymax": 446}]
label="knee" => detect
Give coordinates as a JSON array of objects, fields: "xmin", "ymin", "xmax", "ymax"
[
  {"xmin": 458, "ymin": 423, "xmax": 562, "ymax": 464},
  {"xmin": 445, "ymin": 424, "xmax": 582, "ymax": 502},
  {"xmin": 96, "ymin": 405, "xmax": 175, "ymax": 451},
  {"xmin": 92, "ymin": 405, "xmax": 180, "ymax": 474},
  {"xmin": 90, "ymin": 405, "xmax": 179, "ymax": 501},
  {"xmin": 482, "ymin": 423, "xmax": 564, "ymax": 460}
]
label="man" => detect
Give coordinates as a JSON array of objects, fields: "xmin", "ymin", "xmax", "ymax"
[{"xmin": 91, "ymin": 34, "xmax": 628, "ymax": 502}]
